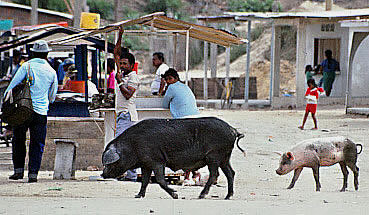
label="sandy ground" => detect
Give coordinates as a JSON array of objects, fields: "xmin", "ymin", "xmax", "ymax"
[{"xmin": 0, "ymin": 108, "xmax": 368, "ymax": 215}]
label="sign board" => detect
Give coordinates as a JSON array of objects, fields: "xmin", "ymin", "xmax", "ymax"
[{"xmin": 0, "ymin": 20, "xmax": 13, "ymax": 31}]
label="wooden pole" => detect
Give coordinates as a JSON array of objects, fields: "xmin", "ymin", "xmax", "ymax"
[
  {"xmin": 185, "ymin": 30, "xmax": 190, "ymax": 85},
  {"xmin": 104, "ymin": 33, "xmax": 108, "ymax": 94},
  {"xmin": 204, "ymin": 41, "xmax": 208, "ymax": 102},
  {"xmin": 225, "ymin": 22, "xmax": 231, "ymax": 85},
  {"xmin": 326, "ymin": 0, "xmax": 333, "ymax": 11},
  {"xmin": 31, "ymin": 0, "xmax": 38, "ymax": 26},
  {"xmin": 173, "ymin": 34, "xmax": 177, "ymax": 69},
  {"xmin": 63, "ymin": 0, "xmax": 73, "ymax": 14},
  {"xmin": 74, "ymin": 0, "xmax": 82, "ymax": 28}
]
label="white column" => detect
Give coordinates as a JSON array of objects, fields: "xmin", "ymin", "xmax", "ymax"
[
  {"xmin": 270, "ymin": 24, "xmax": 281, "ymax": 99},
  {"xmin": 296, "ymin": 20, "xmax": 307, "ymax": 108},
  {"xmin": 345, "ymin": 30, "xmax": 355, "ymax": 111},
  {"xmin": 243, "ymin": 20, "xmax": 251, "ymax": 109}
]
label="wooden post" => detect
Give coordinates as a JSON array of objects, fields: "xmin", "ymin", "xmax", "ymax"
[
  {"xmin": 31, "ymin": 0, "xmax": 38, "ymax": 26},
  {"xmin": 204, "ymin": 41, "xmax": 208, "ymax": 103},
  {"xmin": 225, "ymin": 22, "xmax": 231, "ymax": 85},
  {"xmin": 74, "ymin": 0, "xmax": 82, "ymax": 28},
  {"xmin": 114, "ymin": 0, "xmax": 121, "ymax": 22},
  {"xmin": 173, "ymin": 34, "xmax": 177, "ymax": 69},
  {"xmin": 104, "ymin": 33, "xmax": 108, "ymax": 94},
  {"xmin": 326, "ymin": 0, "xmax": 333, "ymax": 11},
  {"xmin": 185, "ymin": 30, "xmax": 190, "ymax": 85}
]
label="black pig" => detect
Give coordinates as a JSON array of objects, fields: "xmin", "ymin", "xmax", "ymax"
[{"xmin": 101, "ymin": 117, "xmax": 245, "ymax": 199}]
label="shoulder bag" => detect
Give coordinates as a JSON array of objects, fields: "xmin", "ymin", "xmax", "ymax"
[{"xmin": 1, "ymin": 63, "xmax": 34, "ymax": 127}]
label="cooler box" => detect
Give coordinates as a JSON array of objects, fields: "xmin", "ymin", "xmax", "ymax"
[{"xmin": 80, "ymin": 12, "xmax": 100, "ymax": 29}]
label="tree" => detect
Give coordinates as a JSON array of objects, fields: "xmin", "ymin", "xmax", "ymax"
[{"xmin": 228, "ymin": 0, "xmax": 281, "ymax": 12}]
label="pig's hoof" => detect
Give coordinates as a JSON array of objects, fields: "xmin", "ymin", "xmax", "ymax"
[
  {"xmin": 135, "ymin": 194, "xmax": 144, "ymax": 198},
  {"xmin": 340, "ymin": 188, "xmax": 346, "ymax": 192},
  {"xmin": 199, "ymin": 194, "xmax": 205, "ymax": 199},
  {"xmin": 224, "ymin": 195, "xmax": 232, "ymax": 200},
  {"xmin": 172, "ymin": 193, "xmax": 178, "ymax": 199}
]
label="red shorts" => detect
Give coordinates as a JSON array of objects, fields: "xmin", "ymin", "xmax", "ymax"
[{"xmin": 306, "ymin": 104, "xmax": 317, "ymax": 114}]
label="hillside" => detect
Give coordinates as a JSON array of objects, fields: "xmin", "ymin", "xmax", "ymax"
[{"xmin": 122, "ymin": 0, "xmax": 368, "ymax": 15}]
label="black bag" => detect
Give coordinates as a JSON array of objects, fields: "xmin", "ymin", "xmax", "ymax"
[{"xmin": 1, "ymin": 64, "xmax": 34, "ymax": 127}]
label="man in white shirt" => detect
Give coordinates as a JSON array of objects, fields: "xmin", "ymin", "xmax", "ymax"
[
  {"xmin": 113, "ymin": 27, "xmax": 139, "ymax": 181},
  {"xmin": 150, "ymin": 52, "xmax": 169, "ymax": 95}
]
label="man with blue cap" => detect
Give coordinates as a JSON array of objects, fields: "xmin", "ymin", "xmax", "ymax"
[
  {"xmin": 57, "ymin": 58, "xmax": 74, "ymax": 84},
  {"xmin": 4, "ymin": 40, "xmax": 58, "ymax": 183}
]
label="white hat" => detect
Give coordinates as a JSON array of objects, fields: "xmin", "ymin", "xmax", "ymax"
[{"xmin": 30, "ymin": 40, "xmax": 52, "ymax": 52}]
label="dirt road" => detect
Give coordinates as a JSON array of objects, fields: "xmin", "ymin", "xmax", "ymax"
[{"xmin": 0, "ymin": 109, "xmax": 368, "ymax": 214}]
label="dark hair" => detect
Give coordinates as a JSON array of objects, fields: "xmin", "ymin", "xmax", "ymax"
[
  {"xmin": 107, "ymin": 58, "xmax": 115, "ymax": 70},
  {"xmin": 162, "ymin": 68, "xmax": 180, "ymax": 81},
  {"xmin": 307, "ymin": 78, "xmax": 317, "ymax": 88},
  {"xmin": 305, "ymin": 65, "xmax": 312, "ymax": 73},
  {"xmin": 13, "ymin": 50, "xmax": 21, "ymax": 58},
  {"xmin": 32, "ymin": 51, "xmax": 48, "ymax": 60},
  {"xmin": 325, "ymin": 50, "xmax": 332, "ymax": 59},
  {"xmin": 153, "ymin": 52, "xmax": 165, "ymax": 62},
  {"xmin": 325, "ymin": 49, "xmax": 333, "ymax": 69},
  {"xmin": 120, "ymin": 52, "xmax": 135, "ymax": 66}
]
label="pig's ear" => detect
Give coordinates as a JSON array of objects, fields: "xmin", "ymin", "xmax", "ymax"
[
  {"xmin": 286, "ymin": 152, "xmax": 295, "ymax": 161},
  {"xmin": 102, "ymin": 145, "xmax": 120, "ymax": 165}
]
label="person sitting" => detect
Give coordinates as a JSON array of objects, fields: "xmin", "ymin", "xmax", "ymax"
[
  {"xmin": 151, "ymin": 52, "xmax": 169, "ymax": 95},
  {"xmin": 162, "ymin": 68, "xmax": 199, "ymax": 118},
  {"xmin": 162, "ymin": 68, "xmax": 200, "ymax": 185}
]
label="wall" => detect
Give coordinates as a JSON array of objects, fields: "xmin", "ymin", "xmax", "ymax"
[
  {"xmin": 351, "ymin": 35, "xmax": 369, "ymax": 97},
  {"xmin": 0, "ymin": 6, "xmax": 72, "ymax": 26},
  {"xmin": 41, "ymin": 117, "xmax": 105, "ymax": 171},
  {"xmin": 305, "ymin": 22, "xmax": 349, "ymax": 97},
  {"xmin": 189, "ymin": 77, "xmax": 257, "ymax": 100}
]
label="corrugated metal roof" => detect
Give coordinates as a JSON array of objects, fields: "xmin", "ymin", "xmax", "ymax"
[
  {"xmin": 196, "ymin": 8, "xmax": 369, "ymax": 22},
  {"xmin": 226, "ymin": 8, "xmax": 369, "ymax": 20},
  {"xmin": 50, "ymin": 12, "xmax": 247, "ymax": 47},
  {"xmin": 0, "ymin": 2, "xmax": 73, "ymax": 19}
]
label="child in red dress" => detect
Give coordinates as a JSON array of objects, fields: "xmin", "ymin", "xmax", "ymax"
[{"xmin": 298, "ymin": 78, "xmax": 325, "ymax": 130}]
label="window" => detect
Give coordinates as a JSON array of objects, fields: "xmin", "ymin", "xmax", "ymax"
[{"xmin": 314, "ymin": 38, "xmax": 340, "ymax": 66}]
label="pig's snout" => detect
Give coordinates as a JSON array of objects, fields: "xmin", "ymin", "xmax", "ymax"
[
  {"xmin": 276, "ymin": 169, "xmax": 282, "ymax": 175},
  {"xmin": 276, "ymin": 168, "xmax": 286, "ymax": 175}
]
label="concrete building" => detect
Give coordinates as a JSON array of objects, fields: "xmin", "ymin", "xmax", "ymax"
[
  {"xmin": 198, "ymin": 8, "xmax": 369, "ymax": 110},
  {"xmin": 0, "ymin": 2, "xmax": 72, "ymax": 27}
]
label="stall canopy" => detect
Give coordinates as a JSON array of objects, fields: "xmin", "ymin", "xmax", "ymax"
[
  {"xmin": 50, "ymin": 12, "xmax": 247, "ymax": 47},
  {"xmin": 0, "ymin": 26, "xmax": 116, "ymax": 53}
]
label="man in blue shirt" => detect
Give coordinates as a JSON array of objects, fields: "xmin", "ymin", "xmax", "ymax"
[
  {"xmin": 4, "ymin": 40, "xmax": 58, "ymax": 183},
  {"xmin": 162, "ymin": 68, "xmax": 199, "ymax": 119},
  {"xmin": 320, "ymin": 49, "xmax": 340, "ymax": 97}
]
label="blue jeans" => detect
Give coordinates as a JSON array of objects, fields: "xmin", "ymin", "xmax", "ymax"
[
  {"xmin": 12, "ymin": 111, "xmax": 47, "ymax": 179},
  {"xmin": 115, "ymin": 112, "xmax": 137, "ymax": 180}
]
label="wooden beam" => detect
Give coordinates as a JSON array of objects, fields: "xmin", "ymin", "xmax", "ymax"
[{"xmin": 63, "ymin": 0, "xmax": 73, "ymax": 14}]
